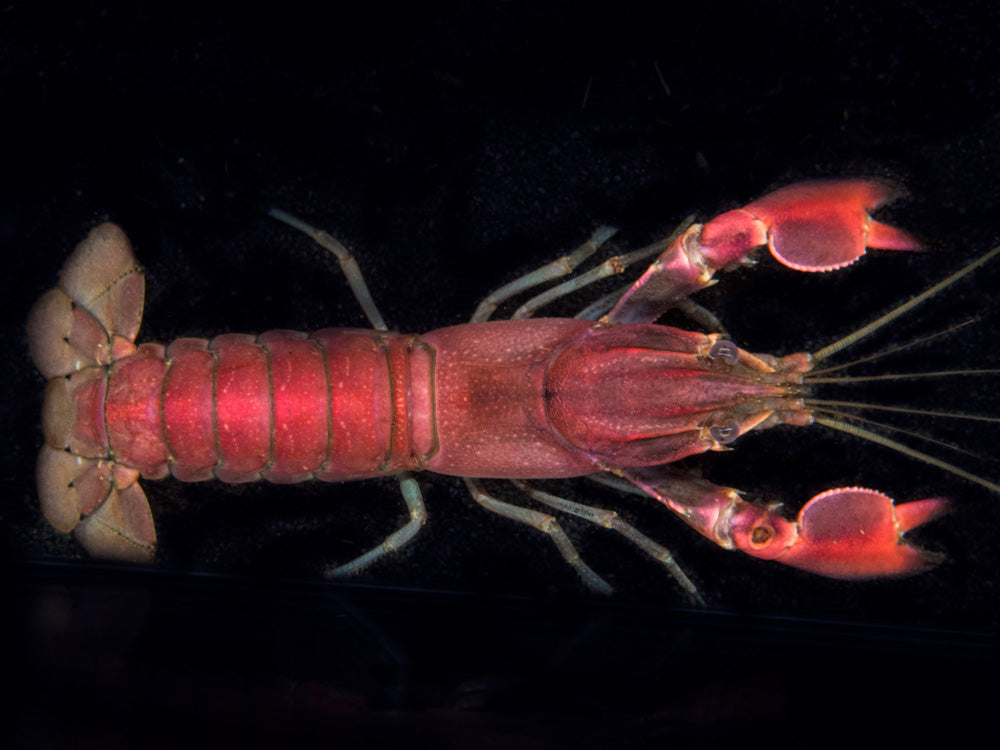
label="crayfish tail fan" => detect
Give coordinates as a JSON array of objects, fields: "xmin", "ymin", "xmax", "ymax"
[
  {"xmin": 28, "ymin": 222, "xmax": 145, "ymax": 378},
  {"xmin": 29, "ymin": 223, "xmax": 156, "ymax": 563},
  {"xmin": 37, "ymin": 446, "xmax": 156, "ymax": 563}
]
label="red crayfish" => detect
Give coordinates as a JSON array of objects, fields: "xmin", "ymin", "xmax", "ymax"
[{"xmin": 28, "ymin": 180, "xmax": 998, "ymax": 600}]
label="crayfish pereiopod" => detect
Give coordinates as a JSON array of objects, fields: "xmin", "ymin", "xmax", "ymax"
[{"xmin": 28, "ymin": 180, "xmax": 999, "ymax": 601}]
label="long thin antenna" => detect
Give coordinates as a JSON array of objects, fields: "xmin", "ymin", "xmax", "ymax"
[
  {"xmin": 806, "ymin": 398, "xmax": 1000, "ymax": 424},
  {"xmin": 809, "ymin": 406, "xmax": 985, "ymax": 460},
  {"xmin": 806, "ymin": 368, "xmax": 1000, "ymax": 384},
  {"xmin": 807, "ymin": 320, "xmax": 976, "ymax": 377},
  {"xmin": 813, "ymin": 415, "xmax": 1000, "ymax": 494},
  {"xmin": 812, "ymin": 244, "xmax": 1000, "ymax": 362}
]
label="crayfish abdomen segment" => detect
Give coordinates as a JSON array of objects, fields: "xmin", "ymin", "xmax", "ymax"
[{"xmin": 160, "ymin": 329, "xmax": 436, "ymax": 482}]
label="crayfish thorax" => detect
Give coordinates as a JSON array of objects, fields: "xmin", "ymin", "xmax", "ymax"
[{"xmin": 543, "ymin": 323, "xmax": 814, "ymax": 468}]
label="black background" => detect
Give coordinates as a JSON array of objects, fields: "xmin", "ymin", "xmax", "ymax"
[{"xmin": 3, "ymin": 1, "xmax": 999, "ymax": 746}]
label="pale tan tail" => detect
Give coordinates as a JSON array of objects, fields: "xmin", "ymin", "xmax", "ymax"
[{"xmin": 28, "ymin": 223, "xmax": 157, "ymax": 563}]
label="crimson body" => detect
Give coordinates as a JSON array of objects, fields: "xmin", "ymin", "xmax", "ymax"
[
  {"xmin": 101, "ymin": 329, "xmax": 435, "ymax": 484},
  {"xmin": 31, "ymin": 182, "xmax": 952, "ymax": 582},
  {"xmin": 53, "ymin": 318, "xmax": 792, "ymax": 486}
]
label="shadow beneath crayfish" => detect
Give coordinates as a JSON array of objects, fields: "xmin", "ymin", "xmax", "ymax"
[{"xmin": 8, "ymin": 560, "xmax": 994, "ymax": 747}]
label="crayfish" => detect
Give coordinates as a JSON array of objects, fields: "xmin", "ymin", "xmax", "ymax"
[{"xmin": 28, "ymin": 180, "xmax": 999, "ymax": 600}]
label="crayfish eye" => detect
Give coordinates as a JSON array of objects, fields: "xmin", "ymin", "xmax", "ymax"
[
  {"xmin": 708, "ymin": 340, "xmax": 740, "ymax": 365},
  {"xmin": 709, "ymin": 419, "xmax": 740, "ymax": 444},
  {"xmin": 750, "ymin": 524, "xmax": 774, "ymax": 547}
]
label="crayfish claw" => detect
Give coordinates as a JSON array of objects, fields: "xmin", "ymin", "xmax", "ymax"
[
  {"xmin": 891, "ymin": 495, "xmax": 951, "ymax": 535},
  {"xmin": 734, "ymin": 488, "xmax": 951, "ymax": 580},
  {"xmin": 604, "ymin": 179, "xmax": 922, "ymax": 325},
  {"xmin": 743, "ymin": 179, "xmax": 922, "ymax": 272}
]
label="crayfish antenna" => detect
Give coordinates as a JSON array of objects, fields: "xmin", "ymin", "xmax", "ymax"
[
  {"xmin": 812, "ymin": 243, "xmax": 1000, "ymax": 361},
  {"xmin": 806, "ymin": 319, "xmax": 980, "ymax": 378},
  {"xmin": 806, "ymin": 406, "xmax": 988, "ymax": 461},
  {"xmin": 800, "ymin": 243, "xmax": 1000, "ymax": 498},
  {"xmin": 812, "ymin": 415, "xmax": 1000, "ymax": 496}
]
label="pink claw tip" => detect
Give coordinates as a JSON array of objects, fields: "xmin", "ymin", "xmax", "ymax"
[{"xmin": 893, "ymin": 496, "xmax": 950, "ymax": 534}]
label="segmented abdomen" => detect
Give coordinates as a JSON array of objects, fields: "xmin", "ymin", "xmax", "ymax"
[{"xmin": 99, "ymin": 329, "xmax": 434, "ymax": 483}]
